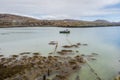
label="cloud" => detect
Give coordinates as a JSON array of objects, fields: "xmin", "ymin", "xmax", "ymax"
[
  {"xmin": 39, "ymin": 15, "xmax": 72, "ymax": 20},
  {"xmin": 0, "ymin": 0, "xmax": 120, "ymax": 20}
]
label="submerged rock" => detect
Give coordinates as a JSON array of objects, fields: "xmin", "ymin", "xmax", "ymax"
[
  {"xmin": 75, "ymin": 75, "xmax": 80, "ymax": 80},
  {"xmin": 57, "ymin": 50, "xmax": 73, "ymax": 55},
  {"xmin": 49, "ymin": 41, "xmax": 57, "ymax": 45},
  {"xmin": 91, "ymin": 53, "xmax": 98, "ymax": 55},
  {"xmin": 19, "ymin": 52, "xmax": 31, "ymax": 55}
]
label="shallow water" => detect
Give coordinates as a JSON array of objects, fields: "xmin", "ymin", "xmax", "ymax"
[{"xmin": 0, "ymin": 27, "xmax": 120, "ymax": 80}]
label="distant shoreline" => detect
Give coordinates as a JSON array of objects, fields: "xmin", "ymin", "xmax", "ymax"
[
  {"xmin": 0, "ymin": 14, "xmax": 120, "ymax": 28},
  {"xmin": 0, "ymin": 25, "xmax": 120, "ymax": 28}
]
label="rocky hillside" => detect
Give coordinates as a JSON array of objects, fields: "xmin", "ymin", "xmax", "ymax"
[{"xmin": 0, "ymin": 14, "xmax": 120, "ymax": 27}]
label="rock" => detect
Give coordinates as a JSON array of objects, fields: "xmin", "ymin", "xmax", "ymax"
[
  {"xmin": 119, "ymin": 60, "xmax": 120, "ymax": 62},
  {"xmin": 52, "ymin": 75, "xmax": 67, "ymax": 80},
  {"xmin": 114, "ymin": 75, "xmax": 120, "ymax": 80},
  {"xmin": 82, "ymin": 44, "xmax": 88, "ymax": 46},
  {"xmin": 0, "ymin": 55, "xmax": 4, "ymax": 57},
  {"xmin": 76, "ymin": 50, "xmax": 79, "ymax": 53},
  {"xmin": 91, "ymin": 53, "xmax": 98, "ymax": 55},
  {"xmin": 91, "ymin": 57, "xmax": 96, "ymax": 60},
  {"xmin": 81, "ymin": 54, "xmax": 85, "ymax": 56},
  {"xmin": 19, "ymin": 52, "xmax": 31, "ymax": 55},
  {"xmin": 48, "ymin": 41, "xmax": 57, "ymax": 45},
  {"xmin": 33, "ymin": 52, "xmax": 40, "ymax": 55},
  {"xmin": 75, "ymin": 55, "xmax": 86, "ymax": 63},
  {"xmin": 62, "ymin": 45, "xmax": 72, "ymax": 48},
  {"xmin": 76, "ymin": 43, "xmax": 81, "ymax": 45},
  {"xmin": 57, "ymin": 50, "xmax": 73, "ymax": 55}
]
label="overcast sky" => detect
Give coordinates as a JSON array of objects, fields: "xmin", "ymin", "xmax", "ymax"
[{"xmin": 0, "ymin": 0, "xmax": 120, "ymax": 21}]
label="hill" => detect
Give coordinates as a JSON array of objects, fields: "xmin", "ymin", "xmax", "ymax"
[{"xmin": 0, "ymin": 14, "xmax": 120, "ymax": 28}]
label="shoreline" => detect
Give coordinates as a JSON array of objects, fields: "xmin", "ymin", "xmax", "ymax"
[{"xmin": 0, "ymin": 25, "xmax": 120, "ymax": 28}]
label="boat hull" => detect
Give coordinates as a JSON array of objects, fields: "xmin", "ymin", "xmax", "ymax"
[{"xmin": 59, "ymin": 31, "xmax": 70, "ymax": 33}]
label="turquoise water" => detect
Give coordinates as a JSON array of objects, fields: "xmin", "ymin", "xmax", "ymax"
[{"xmin": 0, "ymin": 27, "xmax": 120, "ymax": 80}]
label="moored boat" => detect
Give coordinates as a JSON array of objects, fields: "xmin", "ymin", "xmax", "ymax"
[{"xmin": 59, "ymin": 29, "xmax": 70, "ymax": 33}]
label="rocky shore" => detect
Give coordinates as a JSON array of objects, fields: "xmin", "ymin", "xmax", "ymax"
[
  {"xmin": 0, "ymin": 40, "xmax": 119, "ymax": 80},
  {"xmin": 0, "ymin": 53, "xmax": 85, "ymax": 80}
]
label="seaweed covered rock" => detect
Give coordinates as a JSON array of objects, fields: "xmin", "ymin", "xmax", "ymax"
[
  {"xmin": 52, "ymin": 75, "xmax": 67, "ymax": 80},
  {"xmin": 114, "ymin": 75, "xmax": 120, "ymax": 80}
]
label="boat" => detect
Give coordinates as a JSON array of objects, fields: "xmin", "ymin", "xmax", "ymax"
[{"xmin": 59, "ymin": 29, "xmax": 70, "ymax": 33}]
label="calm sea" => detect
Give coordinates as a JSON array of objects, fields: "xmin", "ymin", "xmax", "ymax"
[{"xmin": 0, "ymin": 27, "xmax": 120, "ymax": 80}]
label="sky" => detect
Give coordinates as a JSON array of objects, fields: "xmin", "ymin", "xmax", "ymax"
[{"xmin": 0, "ymin": 0, "xmax": 120, "ymax": 21}]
